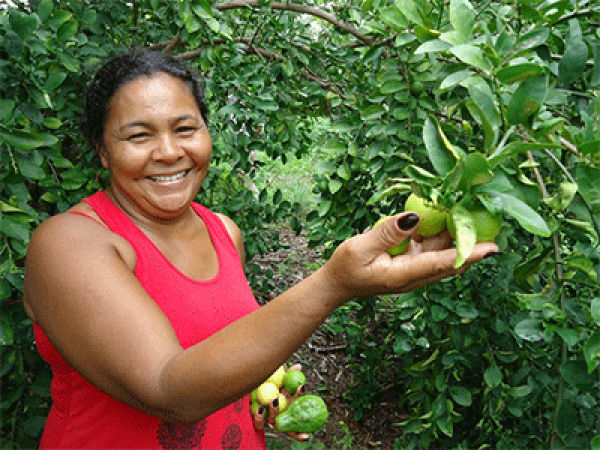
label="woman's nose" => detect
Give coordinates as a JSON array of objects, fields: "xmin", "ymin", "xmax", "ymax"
[{"xmin": 153, "ymin": 134, "xmax": 185, "ymax": 161}]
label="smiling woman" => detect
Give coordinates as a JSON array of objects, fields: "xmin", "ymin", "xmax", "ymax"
[{"xmin": 22, "ymin": 48, "xmax": 497, "ymax": 450}]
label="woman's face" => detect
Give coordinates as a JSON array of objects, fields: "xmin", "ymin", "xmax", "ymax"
[{"xmin": 100, "ymin": 73, "xmax": 212, "ymax": 221}]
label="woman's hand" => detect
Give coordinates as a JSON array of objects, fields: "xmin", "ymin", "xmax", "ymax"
[
  {"xmin": 320, "ymin": 212, "xmax": 499, "ymax": 302},
  {"xmin": 252, "ymin": 364, "xmax": 310, "ymax": 442}
]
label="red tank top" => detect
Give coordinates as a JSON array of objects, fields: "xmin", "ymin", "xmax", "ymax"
[{"xmin": 34, "ymin": 191, "xmax": 266, "ymax": 449}]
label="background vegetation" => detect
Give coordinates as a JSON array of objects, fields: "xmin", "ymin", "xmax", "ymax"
[{"xmin": 1, "ymin": 0, "xmax": 599, "ymax": 448}]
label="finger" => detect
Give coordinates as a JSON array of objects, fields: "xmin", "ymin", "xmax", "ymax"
[
  {"xmin": 287, "ymin": 363, "xmax": 302, "ymax": 372},
  {"xmin": 369, "ymin": 213, "xmax": 420, "ymax": 256},
  {"xmin": 393, "ymin": 242, "xmax": 498, "ymax": 292},
  {"xmin": 267, "ymin": 397, "xmax": 280, "ymax": 427},
  {"xmin": 287, "ymin": 431, "xmax": 310, "ymax": 442},
  {"xmin": 290, "ymin": 384, "xmax": 305, "ymax": 403},
  {"xmin": 419, "ymin": 229, "xmax": 453, "ymax": 252},
  {"xmin": 253, "ymin": 406, "xmax": 266, "ymax": 430}
]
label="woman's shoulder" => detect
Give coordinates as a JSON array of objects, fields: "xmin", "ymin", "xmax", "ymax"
[
  {"xmin": 30, "ymin": 201, "xmax": 137, "ymax": 270},
  {"xmin": 213, "ymin": 212, "xmax": 246, "ymax": 266}
]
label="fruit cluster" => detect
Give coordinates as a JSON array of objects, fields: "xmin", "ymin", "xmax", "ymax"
[
  {"xmin": 250, "ymin": 365, "xmax": 329, "ymax": 434},
  {"xmin": 377, "ymin": 193, "xmax": 502, "ymax": 258}
]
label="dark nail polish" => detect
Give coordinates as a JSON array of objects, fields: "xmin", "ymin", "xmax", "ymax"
[
  {"xmin": 272, "ymin": 398, "xmax": 279, "ymax": 408},
  {"xmin": 398, "ymin": 213, "xmax": 419, "ymax": 230},
  {"xmin": 483, "ymin": 251, "xmax": 498, "ymax": 259}
]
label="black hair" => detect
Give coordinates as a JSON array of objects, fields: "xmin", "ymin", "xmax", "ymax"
[{"xmin": 80, "ymin": 48, "xmax": 209, "ymax": 152}]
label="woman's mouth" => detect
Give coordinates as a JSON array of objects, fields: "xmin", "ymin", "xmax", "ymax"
[{"xmin": 148, "ymin": 169, "xmax": 190, "ymax": 183}]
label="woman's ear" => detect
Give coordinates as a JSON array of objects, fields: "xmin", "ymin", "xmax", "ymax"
[{"xmin": 95, "ymin": 141, "xmax": 109, "ymax": 169}]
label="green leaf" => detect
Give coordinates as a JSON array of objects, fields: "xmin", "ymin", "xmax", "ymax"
[
  {"xmin": 591, "ymin": 298, "xmax": 600, "ymax": 325},
  {"xmin": 583, "ymin": 332, "xmax": 600, "ymax": 374},
  {"xmin": 496, "ymin": 63, "xmax": 546, "ymax": 84},
  {"xmin": 46, "ymin": 10, "xmax": 73, "ymax": 30},
  {"xmin": 0, "ymin": 316, "xmax": 14, "ymax": 346},
  {"xmin": 57, "ymin": 19, "xmax": 79, "ymax": 44},
  {"xmin": 0, "ymin": 99, "xmax": 16, "ymax": 122},
  {"xmin": 507, "ymin": 75, "xmax": 547, "ymax": 125},
  {"xmin": 436, "ymin": 415, "xmax": 453, "ymax": 437},
  {"xmin": 44, "ymin": 72, "xmax": 68, "ymax": 91},
  {"xmin": 58, "ymin": 52, "xmax": 81, "ymax": 72},
  {"xmin": 558, "ymin": 20, "xmax": 588, "ymax": 86},
  {"xmin": 457, "ymin": 152, "xmax": 493, "ymax": 192},
  {"xmin": 484, "ymin": 365, "xmax": 502, "ymax": 388},
  {"xmin": 362, "ymin": 104, "xmax": 386, "ymax": 121},
  {"xmin": 515, "ymin": 318, "xmax": 544, "ymax": 342},
  {"xmin": 466, "ymin": 85, "xmax": 501, "ymax": 152},
  {"xmin": 488, "ymin": 142, "xmax": 560, "ymax": 168},
  {"xmin": 513, "ymin": 28, "xmax": 549, "ymax": 55},
  {"xmin": 380, "ymin": 5, "xmax": 409, "ymax": 32},
  {"xmin": 380, "ymin": 79, "xmax": 406, "ymax": 94},
  {"xmin": 489, "ymin": 191, "xmax": 551, "ymax": 237},
  {"xmin": 8, "ymin": 8, "xmax": 39, "ymax": 41},
  {"xmin": 423, "ymin": 116, "xmax": 458, "ymax": 176},
  {"xmin": 404, "ymin": 165, "xmax": 439, "ymax": 187},
  {"xmin": 450, "ymin": 44, "xmax": 492, "ymax": 72},
  {"xmin": 559, "ymin": 360, "xmax": 595, "ymax": 390},
  {"xmin": 449, "ymin": 386, "xmax": 472, "ymax": 406},
  {"xmin": 415, "ymin": 39, "xmax": 452, "ymax": 55},
  {"xmin": 449, "ymin": 0, "xmax": 474, "ymax": 41},
  {"xmin": 37, "ymin": 0, "xmax": 54, "ymax": 22},
  {"xmin": 544, "ymin": 182, "xmax": 577, "ymax": 212},
  {"xmin": 0, "ymin": 216, "xmax": 31, "ymax": 242},
  {"xmin": 449, "ymin": 204, "xmax": 476, "ymax": 269},
  {"xmin": 440, "ymin": 70, "xmax": 473, "ymax": 90},
  {"xmin": 396, "ymin": 0, "xmax": 425, "ymax": 27},
  {"xmin": 556, "ymin": 400, "xmax": 578, "ymax": 438},
  {"xmin": 0, "ymin": 127, "xmax": 47, "ymax": 150}
]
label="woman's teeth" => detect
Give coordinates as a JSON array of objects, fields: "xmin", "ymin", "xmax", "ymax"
[{"xmin": 150, "ymin": 170, "xmax": 188, "ymax": 182}]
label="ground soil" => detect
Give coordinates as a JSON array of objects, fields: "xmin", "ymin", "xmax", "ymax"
[{"xmin": 252, "ymin": 225, "xmax": 403, "ymax": 450}]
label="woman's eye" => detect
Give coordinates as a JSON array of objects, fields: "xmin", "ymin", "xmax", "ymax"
[
  {"xmin": 129, "ymin": 133, "xmax": 148, "ymax": 140},
  {"xmin": 177, "ymin": 126, "xmax": 196, "ymax": 135}
]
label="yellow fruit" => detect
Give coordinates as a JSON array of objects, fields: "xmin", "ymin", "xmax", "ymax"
[
  {"xmin": 277, "ymin": 393, "xmax": 288, "ymax": 413},
  {"xmin": 374, "ymin": 216, "xmax": 410, "ymax": 256},
  {"xmin": 266, "ymin": 365, "xmax": 287, "ymax": 389},
  {"xmin": 256, "ymin": 382, "xmax": 280, "ymax": 406},
  {"xmin": 448, "ymin": 206, "xmax": 502, "ymax": 242},
  {"xmin": 404, "ymin": 193, "xmax": 447, "ymax": 237}
]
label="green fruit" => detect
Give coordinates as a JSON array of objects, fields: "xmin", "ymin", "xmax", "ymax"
[
  {"xmin": 250, "ymin": 388, "xmax": 258, "ymax": 403},
  {"xmin": 275, "ymin": 395, "xmax": 329, "ymax": 433},
  {"xmin": 404, "ymin": 193, "xmax": 448, "ymax": 237},
  {"xmin": 374, "ymin": 216, "xmax": 410, "ymax": 256},
  {"xmin": 256, "ymin": 382, "xmax": 279, "ymax": 406},
  {"xmin": 266, "ymin": 365, "xmax": 287, "ymax": 389},
  {"xmin": 448, "ymin": 206, "xmax": 502, "ymax": 242},
  {"xmin": 282, "ymin": 369, "xmax": 306, "ymax": 393},
  {"xmin": 251, "ymin": 400, "xmax": 262, "ymax": 416}
]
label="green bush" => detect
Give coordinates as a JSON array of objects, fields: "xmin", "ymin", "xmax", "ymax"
[{"xmin": 2, "ymin": 0, "xmax": 599, "ymax": 448}]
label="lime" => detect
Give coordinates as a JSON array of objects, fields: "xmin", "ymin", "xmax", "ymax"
[
  {"xmin": 266, "ymin": 365, "xmax": 287, "ymax": 389},
  {"xmin": 448, "ymin": 206, "xmax": 502, "ymax": 243},
  {"xmin": 282, "ymin": 369, "xmax": 306, "ymax": 394},
  {"xmin": 256, "ymin": 382, "xmax": 279, "ymax": 406},
  {"xmin": 404, "ymin": 193, "xmax": 447, "ymax": 237},
  {"xmin": 374, "ymin": 216, "xmax": 411, "ymax": 256},
  {"xmin": 250, "ymin": 388, "xmax": 258, "ymax": 404},
  {"xmin": 275, "ymin": 394, "xmax": 329, "ymax": 433}
]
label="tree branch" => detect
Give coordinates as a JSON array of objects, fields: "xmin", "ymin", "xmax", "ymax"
[{"xmin": 215, "ymin": 0, "xmax": 377, "ymax": 46}]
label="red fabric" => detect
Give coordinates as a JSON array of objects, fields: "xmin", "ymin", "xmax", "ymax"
[{"xmin": 35, "ymin": 191, "xmax": 266, "ymax": 449}]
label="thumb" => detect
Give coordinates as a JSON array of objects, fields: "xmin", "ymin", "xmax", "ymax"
[{"xmin": 371, "ymin": 212, "xmax": 420, "ymax": 255}]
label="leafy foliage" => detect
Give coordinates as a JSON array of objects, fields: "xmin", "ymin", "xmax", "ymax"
[{"xmin": 1, "ymin": 0, "xmax": 599, "ymax": 448}]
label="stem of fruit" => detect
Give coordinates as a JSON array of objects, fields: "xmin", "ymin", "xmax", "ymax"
[{"xmin": 528, "ymin": 151, "xmax": 565, "ymax": 446}]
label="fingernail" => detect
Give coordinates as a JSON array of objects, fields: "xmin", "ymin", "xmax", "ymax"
[
  {"xmin": 483, "ymin": 250, "xmax": 498, "ymax": 259},
  {"xmin": 398, "ymin": 213, "xmax": 419, "ymax": 230},
  {"xmin": 257, "ymin": 406, "xmax": 264, "ymax": 415},
  {"xmin": 272, "ymin": 398, "xmax": 279, "ymax": 408}
]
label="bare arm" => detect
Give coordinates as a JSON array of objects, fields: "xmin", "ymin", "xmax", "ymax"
[{"xmin": 24, "ymin": 212, "xmax": 497, "ymax": 424}]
